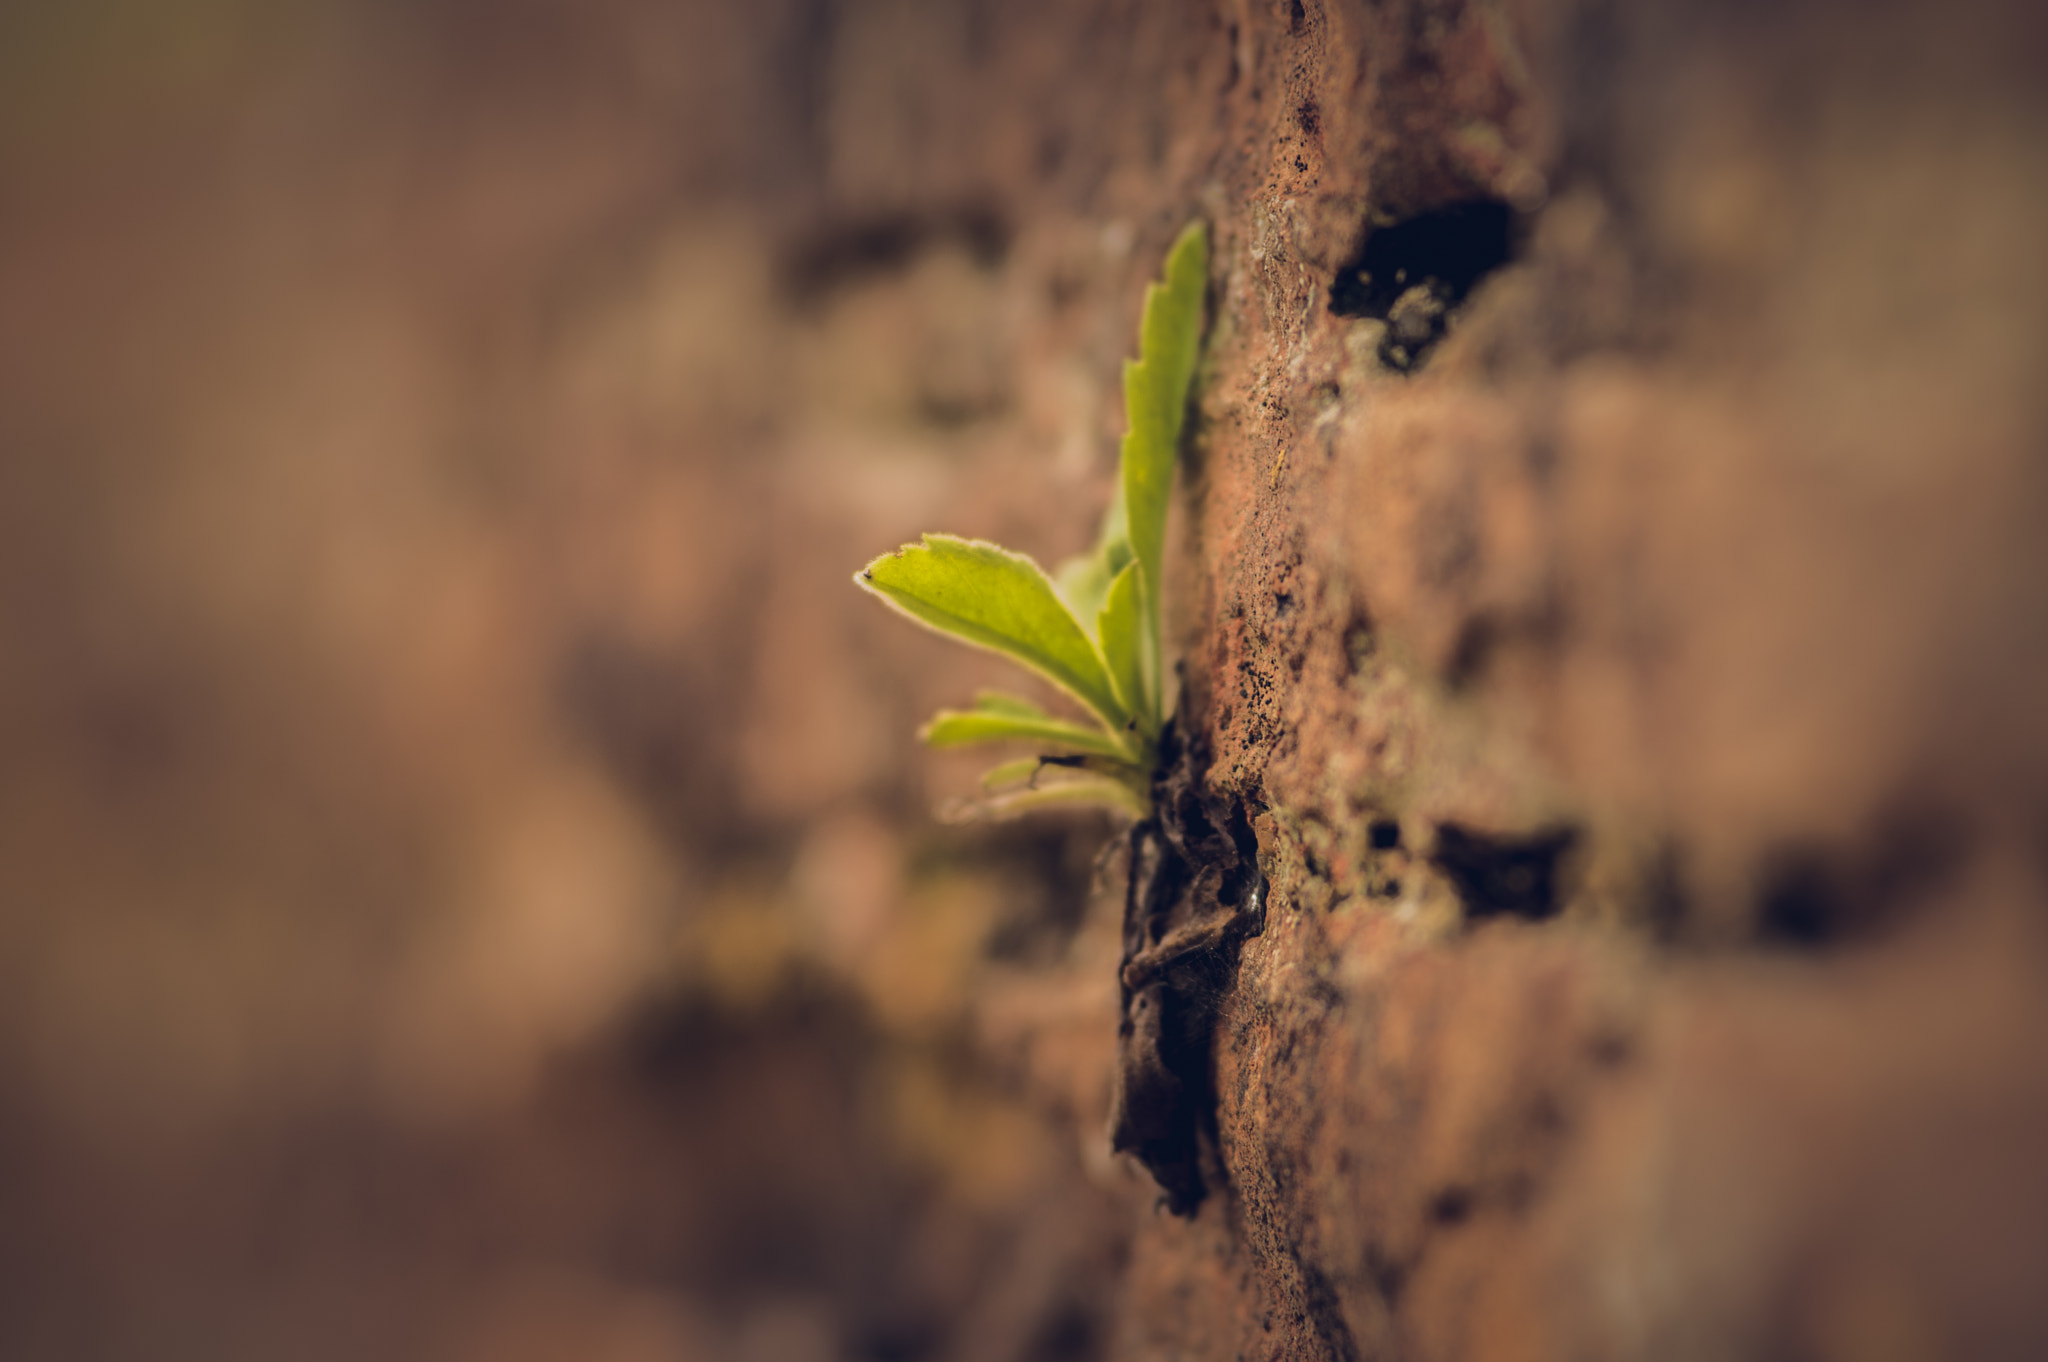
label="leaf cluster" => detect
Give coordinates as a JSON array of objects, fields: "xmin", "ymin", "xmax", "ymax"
[{"xmin": 854, "ymin": 222, "xmax": 1208, "ymax": 816}]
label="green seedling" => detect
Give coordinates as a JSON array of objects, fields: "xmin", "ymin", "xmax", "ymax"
[{"xmin": 855, "ymin": 222, "xmax": 1208, "ymax": 818}]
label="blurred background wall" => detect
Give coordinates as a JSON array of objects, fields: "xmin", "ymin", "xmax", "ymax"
[{"xmin": 0, "ymin": 2, "xmax": 1188, "ymax": 1358}]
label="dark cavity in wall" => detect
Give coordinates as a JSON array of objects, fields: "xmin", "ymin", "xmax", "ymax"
[
  {"xmin": 1330, "ymin": 200, "xmax": 1519, "ymax": 371},
  {"xmin": 1754, "ymin": 798, "xmax": 1967, "ymax": 948},
  {"xmin": 1110, "ymin": 717, "xmax": 1267, "ymax": 1215},
  {"xmin": 1432, "ymin": 822, "xmax": 1577, "ymax": 922}
]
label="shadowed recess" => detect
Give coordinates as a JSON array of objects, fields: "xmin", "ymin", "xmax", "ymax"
[
  {"xmin": 1755, "ymin": 799, "xmax": 1969, "ymax": 948},
  {"xmin": 1329, "ymin": 199, "xmax": 1519, "ymax": 370},
  {"xmin": 1431, "ymin": 822, "xmax": 1577, "ymax": 922}
]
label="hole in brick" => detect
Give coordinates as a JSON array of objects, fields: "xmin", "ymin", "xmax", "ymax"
[
  {"xmin": 1432, "ymin": 822, "xmax": 1577, "ymax": 923},
  {"xmin": 1756, "ymin": 852, "xmax": 1837, "ymax": 947},
  {"xmin": 1754, "ymin": 800, "xmax": 1966, "ymax": 949},
  {"xmin": 1368, "ymin": 818, "xmax": 1401, "ymax": 850},
  {"xmin": 1112, "ymin": 719, "xmax": 1268, "ymax": 1217},
  {"xmin": 1329, "ymin": 199, "xmax": 1519, "ymax": 371},
  {"xmin": 1430, "ymin": 1187, "xmax": 1473, "ymax": 1225}
]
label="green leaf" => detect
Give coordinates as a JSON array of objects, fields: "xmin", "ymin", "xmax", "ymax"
[
  {"xmin": 1096, "ymin": 559, "xmax": 1151, "ymax": 737},
  {"xmin": 969, "ymin": 689, "xmax": 1046, "ymax": 718},
  {"xmin": 1054, "ymin": 546, "xmax": 1112, "ymax": 625},
  {"xmin": 980, "ymin": 754, "xmax": 1147, "ymax": 796},
  {"xmin": 1053, "ymin": 492, "xmax": 1133, "ymax": 624},
  {"xmin": 920, "ymin": 707, "xmax": 1132, "ymax": 760},
  {"xmin": 853, "ymin": 222, "xmax": 1208, "ymax": 825},
  {"xmin": 983, "ymin": 774, "xmax": 1147, "ymax": 820},
  {"xmin": 978, "ymin": 757, "xmax": 1047, "ymax": 790},
  {"xmin": 1120, "ymin": 221, "xmax": 1208, "ymax": 716},
  {"xmin": 856, "ymin": 534, "xmax": 1128, "ymax": 730}
]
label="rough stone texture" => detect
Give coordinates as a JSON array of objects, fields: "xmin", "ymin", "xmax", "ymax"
[
  {"xmin": 3, "ymin": 0, "xmax": 2046, "ymax": 1359},
  {"xmin": 1131, "ymin": 2, "xmax": 2048, "ymax": 1358}
]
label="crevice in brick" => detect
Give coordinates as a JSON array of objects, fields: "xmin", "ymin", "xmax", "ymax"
[
  {"xmin": 1329, "ymin": 199, "xmax": 1521, "ymax": 371},
  {"xmin": 1431, "ymin": 822, "xmax": 1578, "ymax": 923}
]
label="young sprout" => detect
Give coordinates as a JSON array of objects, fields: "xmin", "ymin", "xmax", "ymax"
[{"xmin": 855, "ymin": 222, "xmax": 1209, "ymax": 817}]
